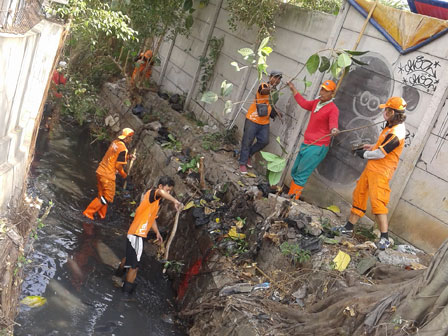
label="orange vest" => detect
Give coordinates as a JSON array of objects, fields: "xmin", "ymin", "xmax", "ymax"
[
  {"xmin": 128, "ymin": 190, "xmax": 161, "ymax": 238},
  {"xmin": 96, "ymin": 139, "xmax": 128, "ymax": 180},
  {"xmin": 366, "ymin": 123, "xmax": 406, "ymax": 179},
  {"xmin": 245, "ymin": 83, "xmax": 272, "ymax": 125}
]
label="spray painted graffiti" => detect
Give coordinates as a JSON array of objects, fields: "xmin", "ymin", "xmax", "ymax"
[
  {"xmin": 317, "ymin": 54, "xmax": 394, "ymax": 185},
  {"xmin": 398, "ymin": 56, "xmax": 440, "ymax": 93}
]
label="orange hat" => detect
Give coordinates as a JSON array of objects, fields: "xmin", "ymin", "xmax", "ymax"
[
  {"xmin": 118, "ymin": 128, "xmax": 134, "ymax": 139},
  {"xmin": 321, "ymin": 80, "xmax": 336, "ymax": 91},
  {"xmin": 143, "ymin": 50, "xmax": 153, "ymax": 59},
  {"xmin": 379, "ymin": 97, "xmax": 407, "ymax": 111}
]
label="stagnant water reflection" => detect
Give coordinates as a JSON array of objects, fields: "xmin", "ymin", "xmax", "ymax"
[{"xmin": 15, "ymin": 121, "xmax": 185, "ymax": 336}]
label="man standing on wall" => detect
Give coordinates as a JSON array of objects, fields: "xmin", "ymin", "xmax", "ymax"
[
  {"xmin": 333, "ymin": 97, "xmax": 407, "ymax": 250},
  {"xmin": 114, "ymin": 176, "xmax": 183, "ymax": 294},
  {"xmin": 82, "ymin": 128, "xmax": 134, "ymax": 220},
  {"xmin": 286, "ymin": 80, "xmax": 340, "ymax": 200},
  {"xmin": 239, "ymin": 71, "xmax": 283, "ymax": 174}
]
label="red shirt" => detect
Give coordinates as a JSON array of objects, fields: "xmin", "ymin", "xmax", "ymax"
[{"xmin": 294, "ymin": 93, "xmax": 339, "ymax": 146}]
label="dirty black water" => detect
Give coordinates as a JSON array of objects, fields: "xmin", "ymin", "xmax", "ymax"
[{"xmin": 15, "ymin": 121, "xmax": 186, "ymax": 336}]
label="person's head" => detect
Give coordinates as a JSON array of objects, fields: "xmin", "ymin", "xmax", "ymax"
[
  {"xmin": 57, "ymin": 60, "xmax": 67, "ymax": 72},
  {"xmin": 118, "ymin": 128, "xmax": 134, "ymax": 144},
  {"xmin": 379, "ymin": 97, "xmax": 407, "ymax": 126},
  {"xmin": 143, "ymin": 50, "xmax": 153, "ymax": 61},
  {"xmin": 269, "ymin": 71, "xmax": 282, "ymax": 86},
  {"xmin": 319, "ymin": 80, "xmax": 336, "ymax": 102},
  {"xmin": 157, "ymin": 176, "xmax": 175, "ymax": 193}
]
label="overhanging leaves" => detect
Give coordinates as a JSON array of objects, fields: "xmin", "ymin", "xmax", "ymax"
[
  {"xmin": 268, "ymin": 171, "xmax": 282, "ymax": 186},
  {"xmin": 260, "ymin": 151, "xmax": 281, "ymax": 162},
  {"xmin": 306, "ymin": 54, "xmax": 320, "ymax": 75},
  {"xmin": 201, "ymin": 91, "xmax": 218, "ymax": 104}
]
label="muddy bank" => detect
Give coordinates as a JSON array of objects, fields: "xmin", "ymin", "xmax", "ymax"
[
  {"xmin": 100, "ymin": 80, "xmax": 434, "ymax": 335},
  {"xmin": 0, "ymin": 197, "xmax": 41, "ymax": 334}
]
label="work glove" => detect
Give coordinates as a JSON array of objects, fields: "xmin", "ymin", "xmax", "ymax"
[{"xmin": 354, "ymin": 149, "xmax": 366, "ymax": 159}]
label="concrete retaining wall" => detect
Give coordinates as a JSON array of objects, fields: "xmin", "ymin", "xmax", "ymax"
[
  {"xmin": 152, "ymin": 1, "xmax": 448, "ymax": 252},
  {"xmin": 0, "ymin": 20, "xmax": 64, "ymax": 213}
]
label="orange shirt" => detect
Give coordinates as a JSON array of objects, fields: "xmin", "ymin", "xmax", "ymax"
[
  {"xmin": 128, "ymin": 190, "xmax": 161, "ymax": 238},
  {"xmin": 366, "ymin": 123, "xmax": 406, "ymax": 179},
  {"xmin": 96, "ymin": 139, "xmax": 128, "ymax": 180},
  {"xmin": 245, "ymin": 83, "xmax": 272, "ymax": 125}
]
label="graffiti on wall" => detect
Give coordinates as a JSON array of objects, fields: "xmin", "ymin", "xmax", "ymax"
[
  {"xmin": 398, "ymin": 55, "xmax": 440, "ymax": 93},
  {"xmin": 316, "ymin": 54, "xmax": 394, "ymax": 185}
]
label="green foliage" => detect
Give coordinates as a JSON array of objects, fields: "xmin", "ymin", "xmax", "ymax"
[
  {"xmin": 280, "ymin": 242, "xmax": 311, "ymax": 265},
  {"xmin": 180, "ymin": 157, "xmax": 199, "ymax": 173},
  {"xmin": 223, "ymin": 237, "xmax": 249, "ymax": 256},
  {"xmin": 163, "ymin": 260, "xmax": 184, "ymax": 273},
  {"xmin": 201, "ymin": 128, "xmax": 238, "ymax": 151},
  {"xmin": 304, "ymin": 49, "xmax": 368, "ymax": 81},
  {"xmin": 201, "ymin": 37, "xmax": 274, "ymax": 106},
  {"xmin": 260, "ymin": 150, "xmax": 287, "ymax": 185},
  {"xmin": 14, "ymin": 254, "xmax": 32, "ymax": 276},
  {"xmin": 291, "ymin": 0, "xmax": 342, "ymax": 15},
  {"xmin": 62, "ymin": 77, "xmax": 106, "ymax": 125},
  {"xmin": 161, "ymin": 134, "xmax": 182, "ymax": 151},
  {"xmin": 226, "ymin": 0, "xmax": 281, "ymax": 41},
  {"xmin": 199, "ymin": 36, "xmax": 224, "ymax": 93}
]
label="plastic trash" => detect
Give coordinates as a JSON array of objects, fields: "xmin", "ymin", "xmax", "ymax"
[
  {"xmin": 333, "ymin": 250, "xmax": 351, "ymax": 271},
  {"xmin": 253, "ymin": 282, "xmax": 270, "ymax": 291}
]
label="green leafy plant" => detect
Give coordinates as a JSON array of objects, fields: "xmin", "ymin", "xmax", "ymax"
[
  {"xmin": 161, "ymin": 134, "xmax": 182, "ymax": 151},
  {"xmin": 201, "ymin": 36, "xmax": 274, "ymax": 114},
  {"xmin": 280, "ymin": 241, "xmax": 311, "ymax": 265},
  {"xmin": 224, "ymin": 237, "xmax": 249, "ymax": 255},
  {"xmin": 260, "ymin": 136, "xmax": 288, "ymax": 185},
  {"xmin": 201, "ymin": 128, "xmax": 238, "ymax": 151},
  {"xmin": 14, "ymin": 255, "xmax": 32, "ymax": 276},
  {"xmin": 180, "ymin": 156, "xmax": 199, "ymax": 173},
  {"xmin": 199, "ymin": 37, "xmax": 224, "ymax": 93},
  {"xmin": 163, "ymin": 260, "xmax": 185, "ymax": 273}
]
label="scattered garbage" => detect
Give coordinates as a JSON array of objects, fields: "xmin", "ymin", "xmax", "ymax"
[
  {"xmin": 326, "ymin": 205, "xmax": 341, "ymax": 213},
  {"xmin": 377, "ymin": 249, "xmax": 420, "ymax": 267},
  {"xmin": 253, "ymin": 282, "xmax": 270, "ymax": 291},
  {"xmin": 396, "ymin": 244, "xmax": 423, "ymax": 255},
  {"xmin": 20, "ymin": 296, "xmax": 47, "ymax": 308},
  {"xmin": 333, "ymin": 250, "xmax": 351, "ymax": 271},
  {"xmin": 219, "ymin": 283, "xmax": 253, "ymax": 296},
  {"xmin": 292, "ymin": 285, "xmax": 307, "ymax": 299},
  {"xmin": 356, "ymin": 257, "xmax": 377, "ymax": 275}
]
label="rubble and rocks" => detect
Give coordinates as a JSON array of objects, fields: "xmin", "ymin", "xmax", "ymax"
[{"xmin": 102, "ymin": 81, "xmax": 434, "ymax": 336}]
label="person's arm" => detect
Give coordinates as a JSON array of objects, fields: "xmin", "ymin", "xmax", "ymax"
[
  {"xmin": 355, "ymin": 134, "xmax": 400, "ymax": 160},
  {"xmin": 115, "ymin": 150, "xmax": 128, "ymax": 178},
  {"xmin": 151, "ymin": 220, "xmax": 163, "ymax": 243},
  {"xmin": 156, "ymin": 189, "xmax": 183, "ymax": 211},
  {"xmin": 287, "ymin": 82, "xmax": 314, "ymax": 111},
  {"xmin": 329, "ymin": 105, "xmax": 339, "ymax": 136}
]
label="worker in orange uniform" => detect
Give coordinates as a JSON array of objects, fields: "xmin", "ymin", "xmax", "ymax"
[
  {"xmin": 131, "ymin": 50, "xmax": 153, "ymax": 85},
  {"xmin": 332, "ymin": 97, "xmax": 407, "ymax": 250},
  {"xmin": 239, "ymin": 71, "xmax": 283, "ymax": 174},
  {"xmin": 114, "ymin": 176, "xmax": 183, "ymax": 294},
  {"xmin": 82, "ymin": 128, "xmax": 135, "ymax": 220}
]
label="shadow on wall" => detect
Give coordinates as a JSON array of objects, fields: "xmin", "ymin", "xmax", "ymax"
[{"xmin": 316, "ymin": 53, "xmax": 394, "ymax": 186}]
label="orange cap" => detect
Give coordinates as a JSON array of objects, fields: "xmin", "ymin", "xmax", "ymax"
[
  {"xmin": 118, "ymin": 128, "xmax": 134, "ymax": 140},
  {"xmin": 379, "ymin": 97, "xmax": 407, "ymax": 111},
  {"xmin": 321, "ymin": 80, "xmax": 336, "ymax": 91}
]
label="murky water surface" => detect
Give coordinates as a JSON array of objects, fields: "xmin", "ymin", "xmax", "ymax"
[{"xmin": 15, "ymin": 122, "xmax": 185, "ymax": 336}]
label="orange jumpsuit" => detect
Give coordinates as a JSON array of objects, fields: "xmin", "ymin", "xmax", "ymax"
[
  {"xmin": 131, "ymin": 50, "xmax": 153, "ymax": 84},
  {"xmin": 351, "ymin": 123, "xmax": 405, "ymax": 217},
  {"xmin": 83, "ymin": 139, "xmax": 128, "ymax": 220}
]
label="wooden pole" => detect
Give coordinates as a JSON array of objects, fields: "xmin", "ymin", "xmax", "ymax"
[
  {"xmin": 334, "ymin": 0, "xmax": 379, "ymax": 95},
  {"xmin": 162, "ymin": 210, "xmax": 181, "ymax": 273},
  {"xmin": 123, "ymin": 148, "xmax": 137, "ymax": 190},
  {"xmin": 199, "ymin": 156, "xmax": 206, "ymax": 190}
]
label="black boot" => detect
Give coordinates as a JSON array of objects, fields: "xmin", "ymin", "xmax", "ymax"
[{"xmin": 122, "ymin": 281, "xmax": 137, "ymax": 294}]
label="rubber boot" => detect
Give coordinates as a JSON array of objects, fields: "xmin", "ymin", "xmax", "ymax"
[
  {"xmin": 82, "ymin": 197, "xmax": 102, "ymax": 220},
  {"xmin": 98, "ymin": 204, "xmax": 108, "ymax": 219},
  {"xmin": 122, "ymin": 281, "xmax": 137, "ymax": 294},
  {"xmin": 288, "ymin": 181, "xmax": 303, "ymax": 200}
]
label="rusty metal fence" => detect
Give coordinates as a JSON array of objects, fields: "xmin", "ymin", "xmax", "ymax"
[{"xmin": 0, "ymin": 0, "xmax": 45, "ymax": 34}]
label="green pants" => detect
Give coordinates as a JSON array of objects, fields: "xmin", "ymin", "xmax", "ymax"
[{"xmin": 291, "ymin": 143, "xmax": 329, "ymax": 186}]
